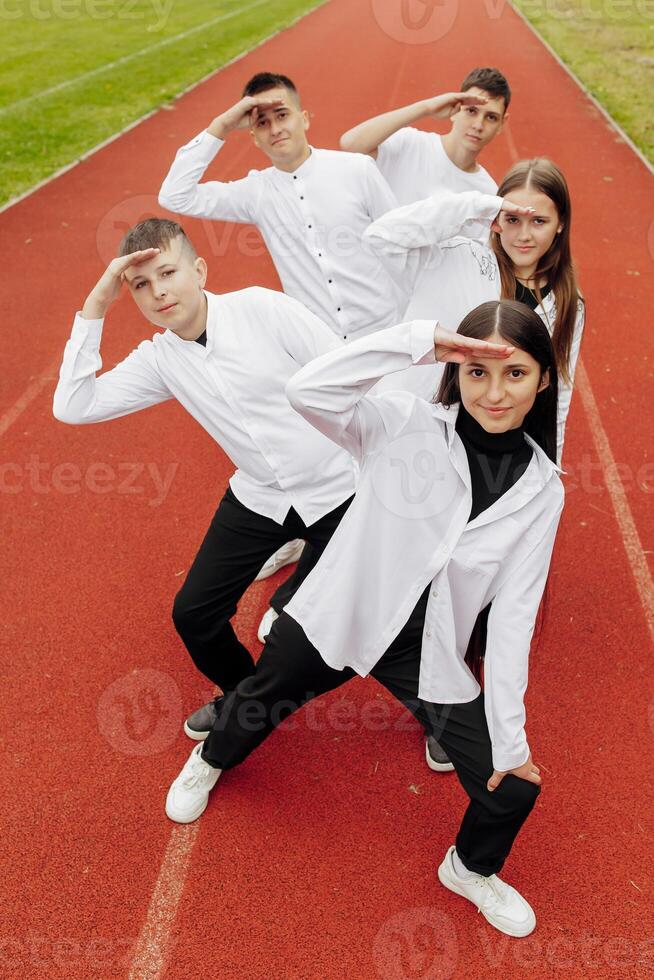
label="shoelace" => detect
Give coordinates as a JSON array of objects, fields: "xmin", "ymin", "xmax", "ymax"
[
  {"xmin": 181, "ymin": 751, "xmax": 213, "ymax": 789},
  {"xmin": 475, "ymin": 875, "xmax": 507, "ymax": 914}
]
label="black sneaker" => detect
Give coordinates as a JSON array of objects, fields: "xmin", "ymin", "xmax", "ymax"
[
  {"xmin": 425, "ymin": 736, "xmax": 455, "ymax": 772},
  {"xmin": 184, "ymin": 697, "xmax": 224, "ymax": 741}
]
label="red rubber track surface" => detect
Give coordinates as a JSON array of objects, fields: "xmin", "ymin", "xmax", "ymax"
[{"xmin": 1, "ymin": 1, "xmax": 653, "ymax": 978}]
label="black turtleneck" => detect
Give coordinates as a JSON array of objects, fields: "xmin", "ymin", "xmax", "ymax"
[
  {"xmin": 195, "ymin": 330, "xmax": 207, "ymax": 347},
  {"xmin": 456, "ymin": 406, "xmax": 533, "ymax": 522}
]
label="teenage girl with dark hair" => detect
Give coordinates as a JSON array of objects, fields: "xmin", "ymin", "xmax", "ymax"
[
  {"xmin": 365, "ymin": 157, "xmax": 584, "ymax": 461},
  {"xmin": 166, "ymin": 300, "xmax": 564, "ymax": 939}
]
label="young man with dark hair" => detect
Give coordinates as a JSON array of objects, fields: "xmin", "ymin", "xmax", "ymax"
[
  {"xmin": 340, "ymin": 66, "xmax": 510, "ymax": 204},
  {"xmin": 53, "ymin": 219, "xmax": 357, "ymax": 733},
  {"xmin": 159, "ymin": 70, "xmax": 410, "ymax": 628}
]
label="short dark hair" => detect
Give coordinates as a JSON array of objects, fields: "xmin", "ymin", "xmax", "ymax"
[
  {"xmin": 461, "ymin": 67, "xmax": 511, "ymax": 110},
  {"xmin": 242, "ymin": 72, "xmax": 299, "ymax": 101},
  {"xmin": 118, "ymin": 218, "xmax": 197, "ymax": 259}
]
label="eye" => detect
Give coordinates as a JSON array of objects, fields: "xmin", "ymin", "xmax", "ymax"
[
  {"xmin": 533, "ymin": 217, "xmax": 546, "ymax": 225},
  {"xmin": 162, "ymin": 269, "xmax": 174, "ymax": 277},
  {"xmin": 466, "ymin": 106, "xmax": 477, "ymax": 114},
  {"xmin": 510, "ymin": 369, "xmax": 525, "ymax": 378},
  {"xmin": 134, "ymin": 281, "xmax": 145, "ymax": 289},
  {"xmin": 469, "ymin": 368, "xmax": 485, "ymax": 378},
  {"xmin": 504, "ymin": 215, "xmax": 518, "ymax": 224}
]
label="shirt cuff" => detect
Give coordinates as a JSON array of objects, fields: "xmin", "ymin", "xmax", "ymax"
[
  {"xmin": 181, "ymin": 129, "xmax": 224, "ymax": 156},
  {"xmin": 409, "ymin": 320, "xmax": 437, "ymax": 365},
  {"xmin": 492, "ymin": 741, "xmax": 530, "ymax": 774},
  {"xmin": 72, "ymin": 313, "xmax": 104, "ymax": 343}
]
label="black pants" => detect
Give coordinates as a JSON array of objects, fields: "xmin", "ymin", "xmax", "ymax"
[
  {"xmin": 201, "ymin": 590, "xmax": 540, "ymax": 876},
  {"xmin": 172, "ymin": 487, "xmax": 352, "ymax": 691}
]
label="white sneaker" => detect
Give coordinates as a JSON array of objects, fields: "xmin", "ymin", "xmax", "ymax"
[
  {"xmin": 257, "ymin": 606, "xmax": 279, "ymax": 643},
  {"xmin": 255, "ymin": 539, "xmax": 304, "ymax": 581},
  {"xmin": 437, "ymin": 846, "xmax": 536, "ymax": 937},
  {"xmin": 425, "ymin": 736, "xmax": 455, "ymax": 772},
  {"xmin": 165, "ymin": 743, "xmax": 222, "ymax": 824}
]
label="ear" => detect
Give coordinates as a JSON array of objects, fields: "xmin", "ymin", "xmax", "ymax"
[
  {"xmin": 302, "ymin": 108, "xmax": 310, "ymax": 132},
  {"xmin": 537, "ymin": 369, "xmax": 550, "ymax": 393},
  {"xmin": 490, "ymin": 218, "xmax": 502, "ymax": 235},
  {"xmin": 195, "ymin": 256, "xmax": 208, "ymax": 288},
  {"xmin": 556, "ymin": 223, "xmax": 563, "ymax": 235}
]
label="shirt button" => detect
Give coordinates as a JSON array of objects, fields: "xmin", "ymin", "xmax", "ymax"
[
  {"xmin": 431, "ymin": 589, "xmax": 438, "ymax": 598},
  {"xmin": 308, "ymin": 224, "xmax": 312, "ymax": 229},
  {"xmin": 300, "ymin": 196, "xmax": 304, "ymax": 200},
  {"xmin": 426, "ymin": 628, "xmax": 433, "ymax": 638},
  {"xmin": 328, "ymin": 279, "xmax": 333, "ymax": 283},
  {"xmin": 293, "ymin": 175, "xmax": 297, "ymax": 180},
  {"xmin": 337, "ymin": 307, "xmax": 341, "ymax": 312}
]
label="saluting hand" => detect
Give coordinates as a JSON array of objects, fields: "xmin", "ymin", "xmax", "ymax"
[
  {"xmin": 81, "ymin": 248, "xmax": 160, "ymax": 320},
  {"xmin": 424, "ymin": 91, "xmax": 488, "ymax": 119},
  {"xmin": 487, "ymin": 753, "xmax": 542, "ymax": 792},
  {"xmin": 208, "ymin": 96, "xmax": 285, "ymax": 139},
  {"xmin": 433, "ymin": 325, "xmax": 514, "ymax": 364}
]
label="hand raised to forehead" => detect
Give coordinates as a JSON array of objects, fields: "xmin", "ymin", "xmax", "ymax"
[
  {"xmin": 81, "ymin": 248, "xmax": 160, "ymax": 321},
  {"xmin": 426, "ymin": 91, "xmax": 488, "ymax": 119},
  {"xmin": 433, "ymin": 324, "xmax": 514, "ymax": 364}
]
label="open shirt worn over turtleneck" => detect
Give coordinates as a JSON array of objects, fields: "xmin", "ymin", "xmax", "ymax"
[{"xmin": 455, "ymin": 405, "xmax": 533, "ymax": 522}]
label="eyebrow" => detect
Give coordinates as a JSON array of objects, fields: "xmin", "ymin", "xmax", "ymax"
[
  {"xmin": 467, "ymin": 361, "xmax": 532, "ymax": 370},
  {"xmin": 129, "ymin": 262, "xmax": 176, "ymax": 283}
]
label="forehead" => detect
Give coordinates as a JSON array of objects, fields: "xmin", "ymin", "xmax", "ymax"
[
  {"xmin": 504, "ymin": 185, "xmax": 559, "ymax": 217},
  {"xmin": 253, "ymin": 87, "xmax": 298, "ymax": 116},
  {"xmin": 124, "ymin": 240, "xmax": 184, "ymax": 281},
  {"xmin": 471, "ymin": 331, "xmax": 539, "ymax": 368},
  {"xmin": 466, "ymin": 86, "xmax": 506, "ymax": 115}
]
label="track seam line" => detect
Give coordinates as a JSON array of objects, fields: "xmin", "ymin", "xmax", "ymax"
[
  {"xmin": 1, "ymin": 0, "xmax": 269, "ymax": 116},
  {"xmin": 575, "ymin": 360, "xmax": 654, "ymax": 646},
  {"xmin": 127, "ymin": 824, "xmax": 200, "ymax": 980}
]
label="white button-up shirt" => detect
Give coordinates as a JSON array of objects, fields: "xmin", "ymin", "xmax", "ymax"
[
  {"xmin": 285, "ymin": 320, "xmax": 564, "ymax": 772},
  {"xmin": 364, "ymin": 190, "xmax": 585, "ymax": 459},
  {"xmin": 53, "ymin": 288, "xmax": 357, "ymax": 526},
  {"xmin": 376, "ymin": 127, "xmax": 497, "ymax": 206},
  {"xmin": 158, "ymin": 132, "xmax": 410, "ymax": 341}
]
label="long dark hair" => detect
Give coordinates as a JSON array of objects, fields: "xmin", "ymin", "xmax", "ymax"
[
  {"xmin": 490, "ymin": 157, "xmax": 581, "ymax": 386},
  {"xmin": 436, "ymin": 299, "xmax": 559, "ymax": 462},
  {"xmin": 435, "ymin": 299, "xmax": 558, "ymax": 680}
]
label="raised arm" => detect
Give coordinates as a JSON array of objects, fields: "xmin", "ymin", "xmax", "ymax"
[
  {"xmin": 340, "ymin": 92, "xmax": 487, "ymax": 157},
  {"xmin": 483, "ymin": 498, "xmax": 563, "ymax": 780},
  {"xmin": 158, "ymin": 95, "xmax": 281, "ymax": 222},
  {"xmin": 286, "ymin": 321, "xmax": 513, "ymax": 460},
  {"xmin": 53, "ymin": 250, "xmax": 172, "ymax": 424}
]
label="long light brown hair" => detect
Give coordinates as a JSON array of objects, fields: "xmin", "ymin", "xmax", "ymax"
[{"xmin": 491, "ymin": 158, "xmax": 581, "ymax": 386}]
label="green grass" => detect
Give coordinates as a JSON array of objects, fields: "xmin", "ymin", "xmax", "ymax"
[
  {"xmin": 513, "ymin": 0, "xmax": 654, "ymax": 163},
  {"xmin": 0, "ymin": 0, "xmax": 324, "ymax": 206}
]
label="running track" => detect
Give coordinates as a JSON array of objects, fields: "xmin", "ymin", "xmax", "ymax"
[{"xmin": 2, "ymin": 1, "xmax": 653, "ymax": 977}]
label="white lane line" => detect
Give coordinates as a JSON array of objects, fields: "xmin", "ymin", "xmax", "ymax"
[
  {"xmin": 0, "ymin": 0, "xmax": 268, "ymax": 117},
  {"xmin": 127, "ymin": 824, "xmax": 200, "ymax": 980},
  {"xmin": 0, "ymin": 361, "xmax": 59, "ymax": 439},
  {"xmin": 575, "ymin": 360, "xmax": 654, "ymax": 645}
]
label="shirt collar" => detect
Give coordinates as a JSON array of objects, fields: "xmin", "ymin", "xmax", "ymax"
[
  {"xmin": 271, "ymin": 146, "xmax": 317, "ymax": 180},
  {"xmin": 430, "ymin": 401, "xmax": 562, "ymax": 478}
]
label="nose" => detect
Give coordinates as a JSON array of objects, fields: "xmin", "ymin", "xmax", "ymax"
[
  {"xmin": 153, "ymin": 280, "xmax": 168, "ymax": 299},
  {"xmin": 486, "ymin": 376, "xmax": 505, "ymax": 404}
]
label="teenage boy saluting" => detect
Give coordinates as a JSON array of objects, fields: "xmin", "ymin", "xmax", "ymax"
[
  {"xmin": 340, "ymin": 66, "xmax": 509, "ymax": 204},
  {"xmin": 53, "ymin": 219, "xmax": 357, "ymax": 739},
  {"xmin": 159, "ymin": 70, "xmax": 410, "ymax": 628}
]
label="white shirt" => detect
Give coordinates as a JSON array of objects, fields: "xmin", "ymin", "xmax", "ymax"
[
  {"xmin": 53, "ymin": 288, "xmax": 357, "ymax": 526},
  {"xmin": 376, "ymin": 128, "xmax": 497, "ymax": 206},
  {"xmin": 285, "ymin": 320, "xmax": 564, "ymax": 772},
  {"xmin": 364, "ymin": 190, "xmax": 585, "ymax": 459},
  {"xmin": 158, "ymin": 132, "xmax": 410, "ymax": 341}
]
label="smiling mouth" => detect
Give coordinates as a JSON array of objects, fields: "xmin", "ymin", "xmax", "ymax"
[
  {"xmin": 482, "ymin": 406, "xmax": 510, "ymax": 414},
  {"xmin": 158, "ymin": 303, "xmax": 178, "ymax": 312}
]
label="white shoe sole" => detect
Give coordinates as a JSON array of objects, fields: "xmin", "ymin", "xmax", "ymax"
[
  {"xmin": 165, "ymin": 794, "xmax": 210, "ymax": 824},
  {"xmin": 425, "ymin": 739, "xmax": 455, "ymax": 772},
  {"xmin": 183, "ymin": 720, "xmax": 210, "ymax": 741},
  {"xmin": 254, "ymin": 541, "xmax": 304, "ymax": 581},
  {"xmin": 437, "ymin": 853, "xmax": 536, "ymax": 938}
]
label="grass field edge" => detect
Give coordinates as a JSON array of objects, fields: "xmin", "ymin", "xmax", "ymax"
[
  {"xmin": 509, "ymin": 0, "xmax": 654, "ymax": 176},
  {"xmin": 0, "ymin": 0, "xmax": 330, "ymax": 217}
]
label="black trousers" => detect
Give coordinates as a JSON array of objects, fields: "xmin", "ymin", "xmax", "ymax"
[
  {"xmin": 201, "ymin": 590, "xmax": 540, "ymax": 876},
  {"xmin": 172, "ymin": 487, "xmax": 352, "ymax": 691}
]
